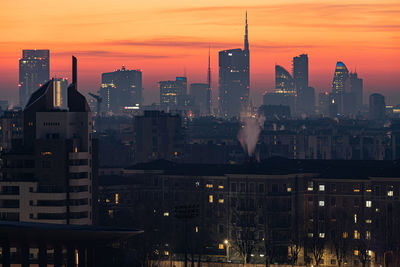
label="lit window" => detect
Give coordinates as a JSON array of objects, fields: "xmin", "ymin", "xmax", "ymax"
[
  {"xmin": 354, "ymin": 250, "xmax": 359, "ymax": 256},
  {"xmin": 218, "ymin": 199, "xmax": 224, "ymax": 204},
  {"xmin": 366, "ymin": 188, "xmax": 372, "ymax": 193},
  {"xmin": 209, "ymin": 195, "xmax": 213, "ymax": 203},
  {"xmin": 219, "ymin": 243, "xmax": 224, "ymax": 249},
  {"xmin": 376, "ymin": 208, "xmax": 380, "ymax": 212},
  {"xmin": 218, "ymin": 185, "xmax": 224, "ymax": 189},
  {"xmin": 108, "ymin": 210, "xmax": 113, "ymax": 216},
  {"xmin": 366, "ymin": 231, "xmax": 371, "ymax": 240},
  {"xmin": 319, "ymin": 185, "xmax": 325, "ymax": 191},
  {"xmin": 354, "ymin": 230, "xmax": 360, "ymax": 239},
  {"xmin": 287, "ymin": 187, "xmax": 292, "ymax": 192},
  {"xmin": 388, "ymin": 191, "xmax": 394, "ymax": 197},
  {"xmin": 105, "ymin": 199, "xmax": 110, "ymax": 203},
  {"xmin": 164, "ymin": 251, "xmax": 169, "ymax": 256},
  {"xmin": 366, "ymin": 219, "xmax": 372, "ymax": 224},
  {"xmin": 206, "ymin": 184, "xmax": 213, "ymax": 188},
  {"xmin": 115, "ymin": 193, "xmax": 119, "ymax": 205},
  {"xmin": 366, "ymin": 201, "xmax": 372, "ymax": 208},
  {"xmin": 319, "ymin": 233, "xmax": 325, "ymax": 238},
  {"xmin": 307, "ymin": 181, "xmax": 313, "ymax": 191},
  {"xmin": 319, "ymin": 201, "xmax": 325, "ymax": 207},
  {"xmin": 164, "ymin": 212, "xmax": 169, "ymax": 217},
  {"xmin": 195, "ymin": 226, "xmax": 199, "ymax": 232},
  {"xmin": 354, "ymin": 214, "xmax": 357, "ymax": 223},
  {"xmin": 343, "ymin": 232, "xmax": 348, "ymax": 238},
  {"xmin": 307, "ymin": 233, "xmax": 313, "ymax": 238},
  {"xmin": 354, "ymin": 188, "xmax": 360, "ymax": 193}
]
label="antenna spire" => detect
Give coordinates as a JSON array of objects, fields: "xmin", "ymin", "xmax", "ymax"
[{"xmin": 244, "ymin": 11, "xmax": 249, "ymax": 51}]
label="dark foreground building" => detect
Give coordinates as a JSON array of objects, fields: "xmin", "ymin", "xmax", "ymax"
[{"xmin": 99, "ymin": 159, "xmax": 400, "ymax": 266}]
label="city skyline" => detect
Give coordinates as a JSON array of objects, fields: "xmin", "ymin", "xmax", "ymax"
[{"xmin": 0, "ymin": 0, "xmax": 399, "ymax": 106}]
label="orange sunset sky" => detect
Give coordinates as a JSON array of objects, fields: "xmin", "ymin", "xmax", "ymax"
[{"xmin": 1, "ymin": 0, "xmax": 399, "ymax": 106}]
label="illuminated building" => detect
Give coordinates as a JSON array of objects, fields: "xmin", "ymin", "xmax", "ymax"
[
  {"xmin": 159, "ymin": 77, "xmax": 188, "ymax": 110},
  {"xmin": 369, "ymin": 93, "xmax": 386, "ymax": 121},
  {"xmin": 293, "ymin": 54, "xmax": 308, "ymax": 96},
  {"xmin": 52, "ymin": 78, "xmax": 68, "ymax": 109},
  {"xmin": 331, "ymin": 61, "xmax": 349, "ymax": 115},
  {"xmin": 218, "ymin": 13, "xmax": 249, "ymax": 118},
  {"xmin": 100, "ymin": 66, "xmax": 142, "ymax": 115},
  {"xmin": 19, "ymin": 49, "xmax": 50, "ymax": 108},
  {"xmin": 0, "ymin": 57, "xmax": 96, "ymax": 225},
  {"xmin": 349, "ymin": 72, "xmax": 363, "ymax": 112},
  {"xmin": 275, "ymin": 65, "xmax": 295, "ymax": 94}
]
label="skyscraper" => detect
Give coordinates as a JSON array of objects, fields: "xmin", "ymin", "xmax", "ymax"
[
  {"xmin": 52, "ymin": 78, "xmax": 68, "ymax": 109},
  {"xmin": 293, "ymin": 54, "xmax": 308, "ymax": 96},
  {"xmin": 19, "ymin": 50, "xmax": 50, "ymax": 107},
  {"xmin": 159, "ymin": 77, "xmax": 188, "ymax": 110},
  {"xmin": 331, "ymin": 61, "xmax": 349, "ymax": 115},
  {"xmin": 218, "ymin": 13, "xmax": 250, "ymax": 118},
  {"xmin": 100, "ymin": 66, "xmax": 142, "ymax": 115},
  {"xmin": 275, "ymin": 65, "xmax": 295, "ymax": 94},
  {"xmin": 190, "ymin": 83, "xmax": 210, "ymax": 116},
  {"xmin": 369, "ymin": 93, "xmax": 386, "ymax": 121},
  {"xmin": 349, "ymin": 72, "xmax": 363, "ymax": 112},
  {"xmin": 0, "ymin": 56, "xmax": 96, "ymax": 225}
]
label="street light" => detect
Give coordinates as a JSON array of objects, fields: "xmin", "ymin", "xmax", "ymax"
[{"xmin": 224, "ymin": 239, "xmax": 230, "ymax": 262}]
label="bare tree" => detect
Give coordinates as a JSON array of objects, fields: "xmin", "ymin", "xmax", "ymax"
[
  {"xmin": 307, "ymin": 236, "xmax": 325, "ymax": 266},
  {"xmin": 288, "ymin": 239, "xmax": 301, "ymax": 267},
  {"xmin": 330, "ymin": 208, "xmax": 351, "ymax": 266},
  {"xmin": 231, "ymin": 210, "xmax": 256, "ymax": 265}
]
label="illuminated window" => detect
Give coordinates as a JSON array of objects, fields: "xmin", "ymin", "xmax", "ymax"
[
  {"xmin": 164, "ymin": 212, "xmax": 169, "ymax": 217},
  {"xmin": 108, "ymin": 210, "xmax": 113, "ymax": 216},
  {"xmin": 105, "ymin": 198, "xmax": 110, "ymax": 203},
  {"xmin": 41, "ymin": 151, "xmax": 52, "ymax": 156},
  {"xmin": 218, "ymin": 185, "xmax": 224, "ymax": 189},
  {"xmin": 319, "ymin": 201, "xmax": 325, "ymax": 207},
  {"xmin": 343, "ymin": 232, "xmax": 348, "ymax": 238},
  {"xmin": 164, "ymin": 251, "xmax": 169, "ymax": 256},
  {"xmin": 307, "ymin": 233, "xmax": 313, "ymax": 238},
  {"xmin": 354, "ymin": 230, "xmax": 360, "ymax": 239},
  {"xmin": 319, "ymin": 185, "xmax": 325, "ymax": 191},
  {"xmin": 287, "ymin": 187, "xmax": 292, "ymax": 192},
  {"xmin": 366, "ymin": 201, "xmax": 372, "ymax": 208},
  {"xmin": 307, "ymin": 181, "xmax": 313, "ymax": 191},
  {"xmin": 209, "ymin": 195, "xmax": 213, "ymax": 203},
  {"xmin": 195, "ymin": 226, "xmax": 199, "ymax": 233},
  {"xmin": 354, "ymin": 188, "xmax": 360, "ymax": 193},
  {"xmin": 366, "ymin": 188, "xmax": 372, "ymax": 193},
  {"xmin": 115, "ymin": 193, "xmax": 119, "ymax": 204},
  {"xmin": 366, "ymin": 231, "xmax": 371, "ymax": 240},
  {"xmin": 219, "ymin": 243, "xmax": 224, "ymax": 249},
  {"xmin": 218, "ymin": 199, "xmax": 224, "ymax": 204},
  {"xmin": 174, "ymin": 151, "xmax": 178, "ymax": 156},
  {"xmin": 376, "ymin": 208, "xmax": 380, "ymax": 212},
  {"xmin": 319, "ymin": 233, "xmax": 325, "ymax": 238},
  {"xmin": 74, "ymin": 147, "xmax": 78, "ymax": 153},
  {"xmin": 206, "ymin": 184, "xmax": 213, "ymax": 188},
  {"xmin": 366, "ymin": 219, "xmax": 372, "ymax": 224},
  {"xmin": 354, "ymin": 214, "xmax": 357, "ymax": 223},
  {"xmin": 354, "ymin": 250, "xmax": 359, "ymax": 256},
  {"xmin": 388, "ymin": 191, "xmax": 394, "ymax": 197}
]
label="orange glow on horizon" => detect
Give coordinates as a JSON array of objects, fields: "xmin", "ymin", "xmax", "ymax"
[{"xmin": 0, "ymin": 0, "xmax": 399, "ymax": 105}]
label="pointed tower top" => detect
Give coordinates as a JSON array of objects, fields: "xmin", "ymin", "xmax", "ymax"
[
  {"xmin": 72, "ymin": 56, "xmax": 77, "ymax": 90},
  {"xmin": 207, "ymin": 45, "xmax": 211, "ymax": 89},
  {"xmin": 244, "ymin": 11, "xmax": 249, "ymax": 51}
]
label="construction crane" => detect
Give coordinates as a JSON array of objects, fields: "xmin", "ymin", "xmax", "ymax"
[{"xmin": 88, "ymin": 93, "xmax": 102, "ymax": 116}]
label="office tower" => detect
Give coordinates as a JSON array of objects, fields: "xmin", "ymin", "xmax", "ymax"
[
  {"xmin": 100, "ymin": 66, "xmax": 142, "ymax": 115},
  {"xmin": 331, "ymin": 61, "xmax": 350, "ymax": 115},
  {"xmin": 218, "ymin": 13, "xmax": 250, "ymax": 118},
  {"xmin": 52, "ymin": 78, "xmax": 68, "ymax": 109},
  {"xmin": 0, "ymin": 57, "xmax": 96, "ymax": 225},
  {"xmin": 159, "ymin": 77, "xmax": 188, "ymax": 110},
  {"xmin": 19, "ymin": 50, "xmax": 50, "ymax": 107},
  {"xmin": 275, "ymin": 65, "xmax": 295, "ymax": 94},
  {"xmin": 349, "ymin": 72, "xmax": 363, "ymax": 112},
  {"xmin": 317, "ymin": 92, "xmax": 331, "ymax": 116},
  {"xmin": 190, "ymin": 83, "xmax": 210, "ymax": 116},
  {"xmin": 133, "ymin": 110, "xmax": 183, "ymax": 163},
  {"xmin": 369, "ymin": 93, "xmax": 386, "ymax": 121},
  {"xmin": 0, "ymin": 109, "xmax": 22, "ymax": 152},
  {"xmin": 207, "ymin": 47, "xmax": 212, "ymax": 115},
  {"xmin": 293, "ymin": 54, "xmax": 312, "ymax": 115}
]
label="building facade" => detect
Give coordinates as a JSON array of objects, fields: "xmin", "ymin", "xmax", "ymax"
[{"xmin": 19, "ymin": 50, "xmax": 50, "ymax": 108}]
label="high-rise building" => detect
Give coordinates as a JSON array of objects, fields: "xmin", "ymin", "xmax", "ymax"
[
  {"xmin": 19, "ymin": 50, "xmax": 50, "ymax": 107},
  {"xmin": 293, "ymin": 54, "xmax": 308, "ymax": 95},
  {"xmin": 349, "ymin": 72, "xmax": 363, "ymax": 112},
  {"xmin": 190, "ymin": 83, "xmax": 210, "ymax": 116},
  {"xmin": 369, "ymin": 93, "xmax": 386, "ymax": 121},
  {"xmin": 100, "ymin": 66, "xmax": 142, "ymax": 115},
  {"xmin": 218, "ymin": 13, "xmax": 250, "ymax": 118},
  {"xmin": 0, "ymin": 57, "xmax": 96, "ymax": 225},
  {"xmin": 331, "ymin": 61, "xmax": 350, "ymax": 115},
  {"xmin": 133, "ymin": 110, "xmax": 183, "ymax": 163},
  {"xmin": 52, "ymin": 78, "xmax": 68, "ymax": 109},
  {"xmin": 159, "ymin": 77, "xmax": 188, "ymax": 110},
  {"xmin": 275, "ymin": 65, "xmax": 295, "ymax": 94}
]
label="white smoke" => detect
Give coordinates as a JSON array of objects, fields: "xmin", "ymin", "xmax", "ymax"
[{"xmin": 238, "ymin": 114, "xmax": 266, "ymax": 157}]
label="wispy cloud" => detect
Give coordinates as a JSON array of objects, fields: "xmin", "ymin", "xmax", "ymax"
[{"xmin": 52, "ymin": 50, "xmax": 184, "ymax": 59}]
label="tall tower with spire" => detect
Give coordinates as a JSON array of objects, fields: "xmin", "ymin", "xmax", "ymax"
[
  {"xmin": 207, "ymin": 46, "xmax": 212, "ymax": 114},
  {"xmin": 218, "ymin": 13, "xmax": 250, "ymax": 118}
]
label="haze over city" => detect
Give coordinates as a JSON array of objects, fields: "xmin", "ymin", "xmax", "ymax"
[{"xmin": 1, "ymin": 0, "xmax": 400, "ymax": 106}]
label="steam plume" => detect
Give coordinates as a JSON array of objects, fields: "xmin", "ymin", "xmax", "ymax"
[{"xmin": 238, "ymin": 114, "xmax": 266, "ymax": 157}]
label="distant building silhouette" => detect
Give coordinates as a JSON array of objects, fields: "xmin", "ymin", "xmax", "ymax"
[
  {"xmin": 100, "ymin": 66, "xmax": 142, "ymax": 115},
  {"xmin": 19, "ymin": 49, "xmax": 50, "ymax": 108},
  {"xmin": 369, "ymin": 93, "xmax": 386, "ymax": 121},
  {"xmin": 293, "ymin": 54, "xmax": 315, "ymax": 115},
  {"xmin": 349, "ymin": 71, "xmax": 363, "ymax": 113},
  {"xmin": 159, "ymin": 77, "xmax": 188, "ymax": 110},
  {"xmin": 275, "ymin": 65, "xmax": 295, "ymax": 94},
  {"xmin": 0, "ymin": 56, "xmax": 96, "ymax": 224},
  {"xmin": 331, "ymin": 61, "xmax": 349, "ymax": 115},
  {"xmin": 218, "ymin": 13, "xmax": 249, "ymax": 118},
  {"xmin": 190, "ymin": 83, "xmax": 211, "ymax": 116}
]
